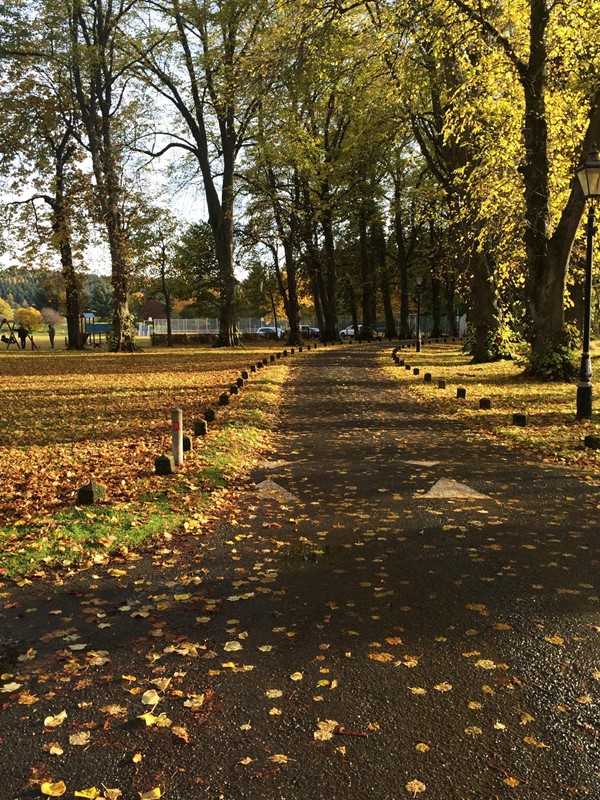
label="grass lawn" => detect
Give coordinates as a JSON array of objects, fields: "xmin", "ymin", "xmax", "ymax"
[
  {"xmin": 382, "ymin": 340, "xmax": 600, "ymax": 473},
  {"xmin": 0, "ymin": 343, "xmax": 291, "ymax": 577}
]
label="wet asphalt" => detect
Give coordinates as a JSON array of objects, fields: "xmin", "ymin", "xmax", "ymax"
[{"xmin": 1, "ymin": 342, "xmax": 599, "ymax": 800}]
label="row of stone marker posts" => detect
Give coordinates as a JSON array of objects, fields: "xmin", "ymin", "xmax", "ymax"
[
  {"xmin": 391, "ymin": 345, "xmax": 600, "ymax": 450},
  {"xmin": 153, "ymin": 342, "xmax": 322, "ymax": 476}
]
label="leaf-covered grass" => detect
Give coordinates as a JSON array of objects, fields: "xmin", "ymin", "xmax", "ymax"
[
  {"xmin": 0, "ymin": 345, "xmax": 289, "ymax": 577},
  {"xmin": 382, "ymin": 341, "xmax": 600, "ymax": 471}
]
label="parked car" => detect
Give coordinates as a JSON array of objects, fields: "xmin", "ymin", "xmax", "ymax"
[
  {"xmin": 300, "ymin": 325, "xmax": 320, "ymax": 339},
  {"xmin": 255, "ymin": 326, "xmax": 283, "ymax": 339},
  {"xmin": 339, "ymin": 324, "xmax": 362, "ymax": 338}
]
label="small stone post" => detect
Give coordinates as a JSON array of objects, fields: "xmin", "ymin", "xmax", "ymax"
[
  {"xmin": 172, "ymin": 408, "xmax": 183, "ymax": 466},
  {"xmin": 194, "ymin": 419, "xmax": 208, "ymax": 436}
]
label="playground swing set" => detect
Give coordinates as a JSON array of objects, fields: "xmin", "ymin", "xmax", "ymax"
[{"xmin": 0, "ymin": 318, "xmax": 39, "ymax": 350}]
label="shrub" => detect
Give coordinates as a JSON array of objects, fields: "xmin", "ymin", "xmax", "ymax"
[
  {"xmin": 14, "ymin": 307, "xmax": 44, "ymax": 332},
  {"xmin": 526, "ymin": 325, "xmax": 579, "ymax": 381}
]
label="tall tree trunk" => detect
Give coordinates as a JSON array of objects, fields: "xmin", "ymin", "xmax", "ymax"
[
  {"xmin": 60, "ymin": 237, "xmax": 82, "ymax": 350},
  {"xmin": 445, "ymin": 272, "xmax": 459, "ymax": 336},
  {"xmin": 372, "ymin": 219, "xmax": 396, "ymax": 339},
  {"xmin": 51, "ymin": 139, "xmax": 82, "ymax": 349},
  {"xmin": 394, "ymin": 208, "xmax": 411, "ymax": 338},
  {"xmin": 321, "ymin": 207, "xmax": 338, "ymax": 341},
  {"xmin": 359, "ymin": 204, "xmax": 375, "ymax": 339},
  {"xmin": 467, "ymin": 249, "xmax": 506, "ymax": 362},
  {"xmin": 430, "ymin": 273, "xmax": 442, "ymax": 338}
]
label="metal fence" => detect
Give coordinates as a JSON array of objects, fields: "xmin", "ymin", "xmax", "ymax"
[{"xmin": 138, "ymin": 317, "xmax": 285, "ymax": 336}]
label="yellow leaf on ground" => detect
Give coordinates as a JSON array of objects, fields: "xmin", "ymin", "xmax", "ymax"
[
  {"xmin": 269, "ymin": 754, "xmax": 289, "ymax": 764},
  {"xmin": 141, "ymin": 689, "xmax": 160, "ymax": 706},
  {"xmin": 406, "ymin": 779, "xmax": 426, "ymax": 796},
  {"xmin": 503, "ymin": 777, "xmax": 521, "ymax": 788},
  {"xmin": 1, "ymin": 681, "xmax": 22, "ymax": 692},
  {"xmin": 69, "ymin": 731, "xmax": 91, "ymax": 746},
  {"xmin": 265, "ymin": 689, "xmax": 283, "ymax": 698},
  {"xmin": 18, "ymin": 691, "xmax": 39, "ymax": 704},
  {"xmin": 108, "ymin": 569, "xmax": 127, "ymax": 577},
  {"xmin": 137, "ymin": 712, "xmax": 171, "ymax": 728},
  {"xmin": 172, "ymin": 726, "xmax": 189, "ymax": 742},
  {"xmin": 44, "ymin": 710, "xmax": 67, "ymax": 728},
  {"xmin": 544, "ymin": 635, "xmax": 564, "ymax": 646},
  {"xmin": 74, "ymin": 789, "xmax": 101, "ymax": 799},
  {"xmin": 138, "ymin": 789, "xmax": 161, "ymax": 800},
  {"xmin": 523, "ymin": 735, "xmax": 549, "ymax": 748},
  {"xmin": 474, "ymin": 659, "xmax": 497, "ymax": 670},
  {"xmin": 434, "ymin": 682, "xmax": 452, "ymax": 692},
  {"xmin": 313, "ymin": 720, "xmax": 339, "ymax": 741},
  {"xmin": 367, "ymin": 653, "xmax": 394, "ymax": 663},
  {"xmin": 41, "ymin": 782, "xmax": 67, "ymax": 797},
  {"xmin": 415, "ymin": 742, "xmax": 430, "ymax": 752}
]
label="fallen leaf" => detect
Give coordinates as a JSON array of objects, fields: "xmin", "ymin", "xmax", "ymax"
[
  {"xmin": 1, "ymin": 681, "xmax": 22, "ymax": 692},
  {"xmin": 434, "ymin": 682, "xmax": 452, "ymax": 692},
  {"xmin": 265, "ymin": 689, "xmax": 283, "ymax": 699},
  {"xmin": 137, "ymin": 712, "xmax": 172, "ymax": 728},
  {"xmin": 523, "ymin": 735, "xmax": 549, "ymax": 748},
  {"xmin": 313, "ymin": 719, "xmax": 339, "ymax": 741},
  {"xmin": 138, "ymin": 790, "xmax": 161, "ymax": 800},
  {"xmin": 544, "ymin": 635, "xmax": 564, "ymax": 646},
  {"xmin": 503, "ymin": 777, "xmax": 521, "ymax": 788},
  {"xmin": 141, "ymin": 689, "xmax": 161, "ymax": 706},
  {"xmin": 74, "ymin": 789, "xmax": 101, "ymax": 799},
  {"xmin": 406, "ymin": 779, "xmax": 426, "ymax": 796},
  {"xmin": 172, "ymin": 726, "xmax": 189, "ymax": 742},
  {"xmin": 18, "ymin": 691, "xmax": 39, "ymax": 705},
  {"xmin": 290, "ymin": 672, "xmax": 303, "ymax": 681},
  {"xmin": 224, "ymin": 641, "xmax": 243, "ymax": 652},
  {"xmin": 69, "ymin": 731, "xmax": 91, "ymax": 746},
  {"xmin": 269, "ymin": 754, "xmax": 289, "ymax": 764},
  {"xmin": 41, "ymin": 782, "xmax": 67, "ymax": 797},
  {"xmin": 368, "ymin": 652, "xmax": 394, "ymax": 663},
  {"xmin": 44, "ymin": 710, "xmax": 67, "ymax": 728}
]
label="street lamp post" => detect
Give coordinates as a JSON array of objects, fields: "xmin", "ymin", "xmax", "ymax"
[
  {"xmin": 575, "ymin": 146, "xmax": 600, "ymax": 419},
  {"xmin": 415, "ymin": 276, "xmax": 423, "ymax": 353}
]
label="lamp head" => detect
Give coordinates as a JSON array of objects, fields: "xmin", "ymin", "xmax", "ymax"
[{"xmin": 576, "ymin": 145, "xmax": 600, "ymax": 200}]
